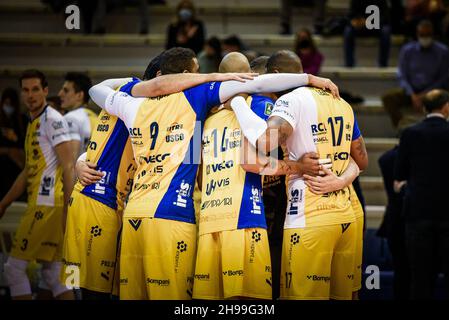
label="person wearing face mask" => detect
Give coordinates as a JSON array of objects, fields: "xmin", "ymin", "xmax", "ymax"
[
  {"xmin": 0, "ymin": 88, "xmax": 27, "ymax": 199},
  {"xmin": 382, "ymin": 20, "xmax": 449, "ymax": 132},
  {"xmin": 294, "ymin": 28, "xmax": 324, "ymax": 75},
  {"xmin": 394, "ymin": 89, "xmax": 449, "ymax": 299},
  {"xmin": 166, "ymin": 0, "xmax": 205, "ymax": 54}
]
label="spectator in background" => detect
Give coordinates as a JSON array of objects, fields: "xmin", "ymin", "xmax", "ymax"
[
  {"xmin": 382, "ymin": 20, "xmax": 449, "ymax": 131},
  {"xmin": 394, "ymin": 89, "xmax": 449, "ymax": 299},
  {"xmin": 404, "ymin": 0, "xmax": 447, "ymax": 39},
  {"xmin": 166, "ymin": 0, "xmax": 205, "ymax": 54},
  {"xmin": 294, "ymin": 28, "xmax": 324, "ymax": 75},
  {"xmin": 197, "ymin": 36, "xmax": 222, "ymax": 73},
  {"xmin": 378, "ymin": 146, "xmax": 411, "ymax": 299},
  {"xmin": 280, "ymin": 0, "xmax": 327, "ymax": 35},
  {"xmin": 222, "ymin": 35, "xmax": 244, "ymax": 55},
  {"xmin": 344, "ymin": 0, "xmax": 391, "ymax": 67},
  {"xmin": 0, "ymin": 88, "xmax": 26, "ymax": 199}
]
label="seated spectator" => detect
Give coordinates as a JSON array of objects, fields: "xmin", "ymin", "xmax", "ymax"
[
  {"xmin": 197, "ymin": 36, "xmax": 222, "ymax": 73},
  {"xmin": 394, "ymin": 89, "xmax": 449, "ymax": 299},
  {"xmin": 344, "ymin": 0, "xmax": 391, "ymax": 67},
  {"xmin": 0, "ymin": 88, "xmax": 26, "ymax": 199},
  {"xmin": 280, "ymin": 0, "xmax": 327, "ymax": 35},
  {"xmin": 294, "ymin": 28, "xmax": 324, "ymax": 75},
  {"xmin": 404, "ymin": 0, "xmax": 447, "ymax": 39},
  {"xmin": 166, "ymin": 0, "xmax": 205, "ymax": 54},
  {"xmin": 382, "ymin": 20, "xmax": 449, "ymax": 131},
  {"xmin": 222, "ymin": 35, "xmax": 245, "ymax": 55}
]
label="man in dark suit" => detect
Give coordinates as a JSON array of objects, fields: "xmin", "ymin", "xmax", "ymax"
[
  {"xmin": 378, "ymin": 146, "xmax": 410, "ymax": 299},
  {"xmin": 395, "ymin": 89, "xmax": 449, "ymax": 299}
]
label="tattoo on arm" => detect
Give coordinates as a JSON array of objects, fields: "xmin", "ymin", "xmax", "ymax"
[{"xmin": 355, "ymin": 138, "xmax": 367, "ymax": 159}]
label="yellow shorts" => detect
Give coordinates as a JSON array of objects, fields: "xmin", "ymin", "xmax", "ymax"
[
  {"xmin": 10, "ymin": 205, "xmax": 64, "ymax": 262},
  {"xmin": 193, "ymin": 228, "xmax": 272, "ymax": 300},
  {"xmin": 61, "ymin": 191, "xmax": 121, "ymax": 294},
  {"xmin": 120, "ymin": 217, "xmax": 196, "ymax": 300},
  {"xmin": 281, "ymin": 222, "xmax": 356, "ymax": 300}
]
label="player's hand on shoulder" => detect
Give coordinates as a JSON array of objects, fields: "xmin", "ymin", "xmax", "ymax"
[
  {"xmin": 308, "ymin": 74, "xmax": 340, "ymax": 99},
  {"xmin": 76, "ymin": 160, "xmax": 104, "ymax": 186}
]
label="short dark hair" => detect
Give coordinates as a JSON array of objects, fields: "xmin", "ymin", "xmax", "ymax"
[
  {"xmin": 64, "ymin": 72, "xmax": 92, "ymax": 103},
  {"xmin": 19, "ymin": 69, "xmax": 48, "ymax": 89},
  {"xmin": 160, "ymin": 47, "xmax": 196, "ymax": 75},
  {"xmin": 223, "ymin": 35, "xmax": 243, "ymax": 50},
  {"xmin": 422, "ymin": 89, "xmax": 449, "ymax": 113},
  {"xmin": 250, "ymin": 55, "xmax": 269, "ymax": 74},
  {"xmin": 267, "ymin": 50, "xmax": 303, "ymax": 73},
  {"xmin": 143, "ymin": 52, "xmax": 164, "ymax": 80}
]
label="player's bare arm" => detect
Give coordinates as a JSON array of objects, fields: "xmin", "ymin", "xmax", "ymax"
[
  {"xmin": 350, "ymin": 136, "xmax": 368, "ymax": 171},
  {"xmin": 131, "ymin": 72, "xmax": 258, "ymax": 97},
  {"xmin": 0, "ymin": 166, "xmax": 27, "ymax": 219},
  {"xmin": 303, "ymin": 157, "xmax": 360, "ymax": 195},
  {"xmin": 54, "ymin": 141, "xmax": 76, "ymax": 231},
  {"xmin": 67, "ymin": 140, "xmax": 81, "ymax": 165}
]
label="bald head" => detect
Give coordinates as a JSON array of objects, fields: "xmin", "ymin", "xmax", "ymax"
[
  {"xmin": 219, "ymin": 52, "xmax": 251, "ymax": 73},
  {"xmin": 423, "ymin": 89, "xmax": 449, "ymax": 113},
  {"xmin": 266, "ymin": 50, "xmax": 302, "ymax": 74}
]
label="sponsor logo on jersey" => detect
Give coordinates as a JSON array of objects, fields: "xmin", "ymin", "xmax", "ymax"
[
  {"xmin": 52, "ymin": 121, "xmax": 63, "ymax": 130},
  {"xmin": 173, "ymin": 181, "xmax": 192, "ymax": 208},
  {"xmin": 264, "ymin": 102, "xmax": 274, "ymax": 116},
  {"xmin": 250, "ymin": 186, "xmax": 262, "ymax": 214},
  {"xmin": 194, "ymin": 273, "xmax": 210, "ymax": 281},
  {"xmin": 333, "ymin": 152, "xmax": 349, "ymax": 161},
  {"xmin": 128, "ymin": 219, "xmax": 142, "ymax": 231},
  {"xmin": 165, "ymin": 133, "xmax": 184, "ymax": 143},
  {"xmin": 96, "ymin": 124, "xmax": 109, "ymax": 132},
  {"xmin": 100, "ymin": 114, "xmax": 110, "ymax": 123},
  {"xmin": 222, "ymin": 270, "xmax": 244, "ymax": 277},
  {"xmin": 92, "ymin": 171, "xmax": 109, "ymax": 195},
  {"xmin": 167, "ymin": 123, "xmax": 183, "ymax": 132},
  {"xmin": 147, "ymin": 278, "xmax": 170, "ymax": 286},
  {"xmin": 139, "ymin": 153, "xmax": 169, "ymax": 164},
  {"xmin": 205, "ymin": 160, "xmax": 234, "ymax": 175},
  {"xmin": 306, "ymin": 275, "xmax": 331, "ymax": 283},
  {"xmin": 39, "ymin": 176, "xmax": 54, "ymax": 196},
  {"xmin": 200, "ymin": 197, "xmax": 233, "ymax": 210},
  {"xmin": 287, "ymin": 188, "xmax": 303, "ymax": 215},
  {"xmin": 311, "ymin": 123, "xmax": 327, "ymax": 135},
  {"xmin": 128, "ymin": 127, "xmax": 142, "ymax": 137},
  {"xmin": 134, "ymin": 182, "xmax": 160, "ymax": 191},
  {"xmin": 205, "ymin": 178, "xmax": 230, "ymax": 196}
]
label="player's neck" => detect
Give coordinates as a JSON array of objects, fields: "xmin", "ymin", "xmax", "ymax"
[
  {"xmin": 67, "ymin": 102, "xmax": 84, "ymax": 112},
  {"xmin": 30, "ymin": 101, "xmax": 47, "ymax": 120}
]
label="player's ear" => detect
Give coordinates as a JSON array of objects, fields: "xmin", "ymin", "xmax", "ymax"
[
  {"xmin": 183, "ymin": 70, "xmax": 189, "ymax": 73},
  {"xmin": 156, "ymin": 70, "xmax": 162, "ymax": 77}
]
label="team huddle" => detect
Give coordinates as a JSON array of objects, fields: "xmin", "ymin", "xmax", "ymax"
[{"xmin": 0, "ymin": 47, "xmax": 368, "ymax": 300}]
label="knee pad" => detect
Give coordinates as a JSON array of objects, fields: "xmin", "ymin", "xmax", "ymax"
[
  {"xmin": 41, "ymin": 262, "xmax": 70, "ymax": 298},
  {"xmin": 4, "ymin": 257, "xmax": 31, "ymax": 297}
]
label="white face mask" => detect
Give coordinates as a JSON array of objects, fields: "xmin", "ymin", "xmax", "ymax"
[
  {"xmin": 2, "ymin": 104, "xmax": 14, "ymax": 116},
  {"xmin": 418, "ymin": 37, "xmax": 433, "ymax": 48}
]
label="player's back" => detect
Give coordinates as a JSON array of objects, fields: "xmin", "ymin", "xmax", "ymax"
[
  {"xmin": 199, "ymin": 108, "xmax": 266, "ymax": 235},
  {"xmin": 272, "ymin": 86, "xmax": 355, "ymax": 228}
]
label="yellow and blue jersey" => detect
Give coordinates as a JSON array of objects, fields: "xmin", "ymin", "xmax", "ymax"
[
  {"xmin": 104, "ymin": 82, "xmax": 223, "ymax": 223},
  {"xmin": 199, "ymin": 108, "xmax": 266, "ymax": 235},
  {"xmin": 74, "ymin": 84, "xmax": 137, "ymax": 211}
]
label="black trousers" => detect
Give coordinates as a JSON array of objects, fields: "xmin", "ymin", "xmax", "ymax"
[{"xmin": 405, "ymin": 220, "xmax": 449, "ymax": 299}]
